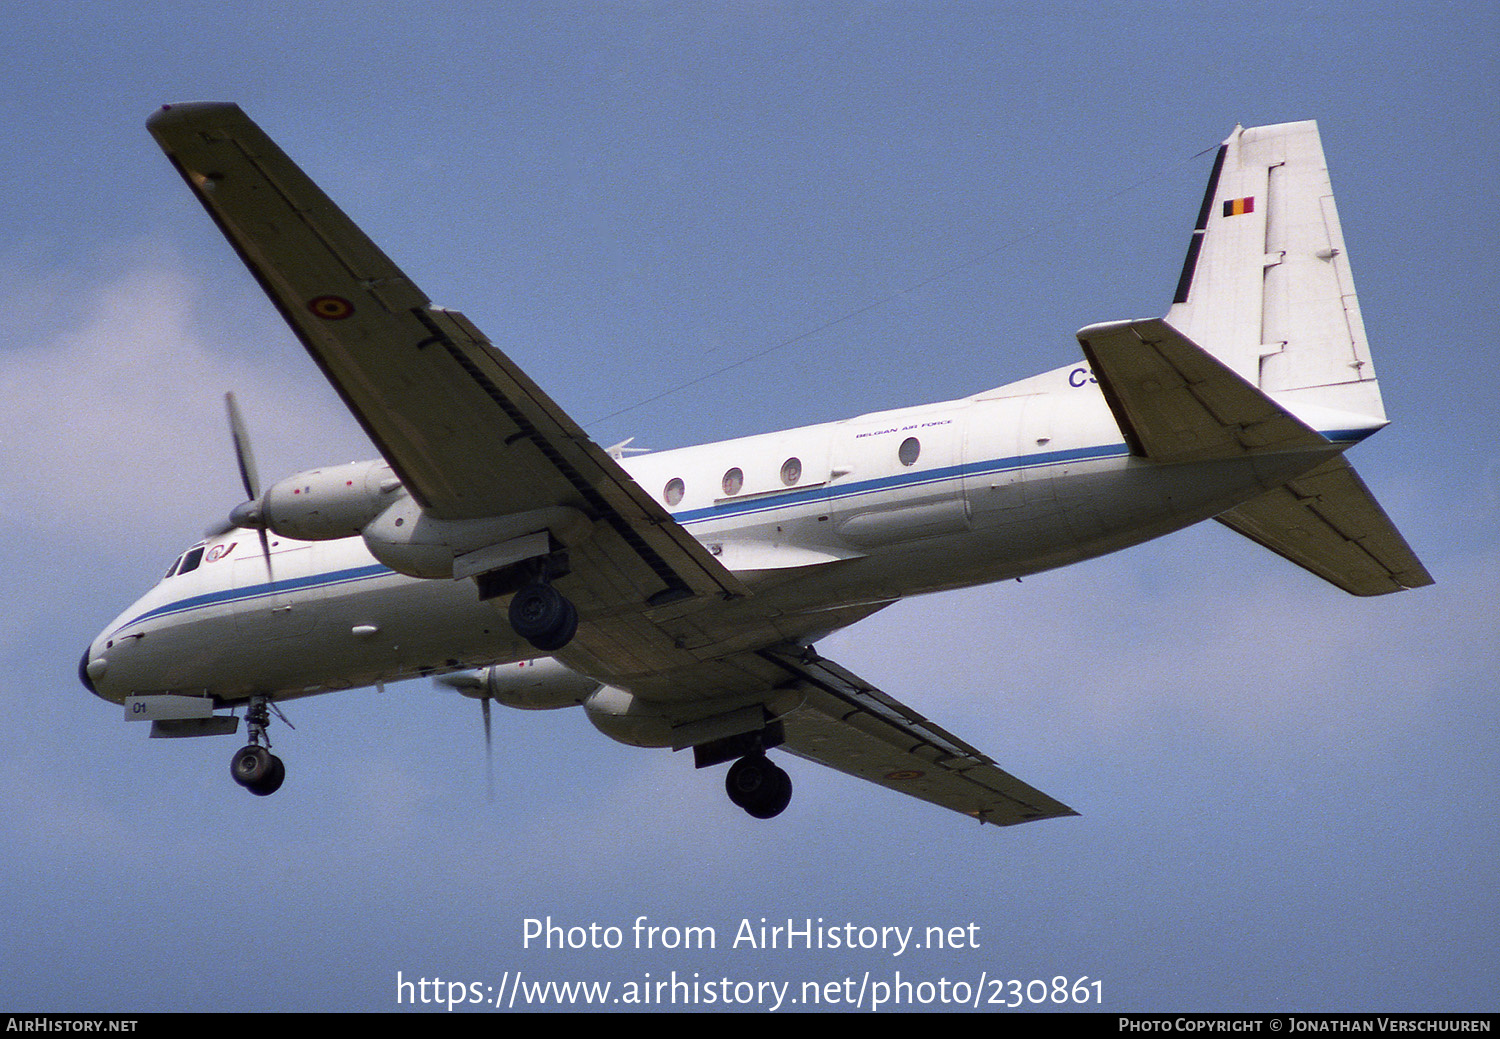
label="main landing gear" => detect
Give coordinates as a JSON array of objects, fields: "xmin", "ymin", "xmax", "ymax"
[
  {"xmin": 229, "ymin": 696, "xmax": 285, "ymax": 796},
  {"xmin": 507, "ymin": 582, "xmax": 578, "ymax": 652},
  {"xmin": 725, "ymin": 752, "xmax": 793, "ymax": 820},
  {"xmin": 476, "ymin": 556, "xmax": 579, "ymax": 653},
  {"xmin": 695, "ymin": 722, "xmax": 794, "ymax": 820}
]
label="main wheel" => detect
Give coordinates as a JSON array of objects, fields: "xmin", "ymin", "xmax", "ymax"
[
  {"xmin": 508, "ymin": 584, "xmax": 578, "ymax": 651},
  {"xmin": 726, "ymin": 754, "xmax": 793, "ymax": 819},
  {"xmin": 744, "ymin": 764, "xmax": 792, "ymax": 819}
]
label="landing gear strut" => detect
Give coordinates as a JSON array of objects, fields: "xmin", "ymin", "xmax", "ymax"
[
  {"xmin": 725, "ymin": 752, "xmax": 793, "ymax": 819},
  {"xmin": 230, "ymin": 696, "xmax": 286, "ymax": 796}
]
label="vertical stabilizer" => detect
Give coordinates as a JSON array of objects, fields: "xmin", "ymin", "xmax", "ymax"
[{"xmin": 1166, "ymin": 122, "xmax": 1385, "ymax": 422}]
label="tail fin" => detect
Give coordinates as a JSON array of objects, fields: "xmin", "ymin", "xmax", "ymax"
[
  {"xmin": 1166, "ymin": 121, "xmax": 1385, "ymax": 423},
  {"xmin": 1089, "ymin": 122, "xmax": 1434, "ymax": 595}
]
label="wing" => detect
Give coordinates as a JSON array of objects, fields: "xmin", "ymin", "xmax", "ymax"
[
  {"xmin": 147, "ymin": 102, "xmax": 746, "ymax": 618},
  {"xmin": 653, "ymin": 645, "xmax": 1075, "ymax": 826},
  {"xmin": 764, "ymin": 648, "xmax": 1076, "ymax": 825},
  {"xmin": 149, "ymin": 104, "xmax": 1072, "ymax": 826}
]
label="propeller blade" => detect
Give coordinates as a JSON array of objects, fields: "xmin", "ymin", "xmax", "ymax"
[
  {"xmin": 224, "ymin": 392, "xmax": 273, "ymax": 580},
  {"xmin": 224, "ymin": 392, "xmax": 260, "ymax": 501},
  {"xmin": 481, "ymin": 697, "xmax": 494, "ymax": 801},
  {"xmin": 256, "ymin": 527, "xmax": 274, "ymax": 582}
]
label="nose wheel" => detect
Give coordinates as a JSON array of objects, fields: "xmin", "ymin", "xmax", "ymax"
[
  {"xmin": 230, "ymin": 696, "xmax": 286, "ymax": 796},
  {"xmin": 230, "ymin": 744, "xmax": 285, "ymax": 796},
  {"xmin": 725, "ymin": 752, "xmax": 793, "ymax": 819}
]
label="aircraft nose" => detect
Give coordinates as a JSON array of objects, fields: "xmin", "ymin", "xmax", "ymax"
[{"xmin": 78, "ymin": 644, "xmax": 103, "ymax": 699}]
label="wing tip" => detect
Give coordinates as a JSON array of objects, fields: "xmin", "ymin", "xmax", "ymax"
[
  {"xmin": 147, "ymin": 101, "xmax": 244, "ymax": 136},
  {"xmin": 973, "ymin": 803, "xmax": 1081, "ymax": 827}
]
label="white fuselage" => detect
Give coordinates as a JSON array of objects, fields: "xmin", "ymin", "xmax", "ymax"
[{"xmin": 81, "ymin": 359, "xmax": 1366, "ymax": 708}]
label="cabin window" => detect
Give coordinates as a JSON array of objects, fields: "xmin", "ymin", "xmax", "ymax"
[
  {"xmin": 899, "ymin": 437, "xmax": 921, "ymax": 466},
  {"xmin": 780, "ymin": 457, "xmax": 802, "ymax": 486},
  {"xmin": 178, "ymin": 546, "xmax": 206, "ymax": 575},
  {"xmin": 721, "ymin": 467, "xmax": 743, "ymax": 496},
  {"xmin": 664, "ymin": 477, "xmax": 685, "ymax": 507}
]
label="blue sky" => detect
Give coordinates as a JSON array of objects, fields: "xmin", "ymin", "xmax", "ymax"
[{"xmin": 1, "ymin": 1, "xmax": 1495, "ymax": 1013}]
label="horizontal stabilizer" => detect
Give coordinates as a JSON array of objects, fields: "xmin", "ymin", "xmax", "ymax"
[
  {"xmin": 1076, "ymin": 318, "xmax": 1335, "ymax": 463},
  {"xmin": 1216, "ymin": 458, "xmax": 1434, "ymax": 595}
]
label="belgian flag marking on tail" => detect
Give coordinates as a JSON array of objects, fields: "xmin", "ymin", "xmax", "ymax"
[{"xmin": 1222, "ymin": 196, "xmax": 1255, "ymax": 217}]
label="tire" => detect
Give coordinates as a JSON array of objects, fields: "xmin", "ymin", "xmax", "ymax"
[
  {"xmin": 726, "ymin": 755, "xmax": 792, "ymax": 818},
  {"xmin": 230, "ymin": 745, "xmax": 272, "ymax": 787},
  {"xmin": 247, "ymin": 755, "xmax": 285, "ymax": 797},
  {"xmin": 744, "ymin": 765, "xmax": 792, "ymax": 820},
  {"xmin": 528, "ymin": 597, "xmax": 578, "ymax": 651},
  {"xmin": 725, "ymin": 754, "xmax": 771, "ymax": 808},
  {"xmin": 509, "ymin": 584, "xmax": 578, "ymax": 651}
]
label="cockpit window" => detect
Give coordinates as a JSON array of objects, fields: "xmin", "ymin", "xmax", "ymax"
[
  {"xmin": 164, "ymin": 555, "xmax": 183, "ymax": 579},
  {"xmin": 178, "ymin": 546, "xmax": 206, "ymax": 575}
]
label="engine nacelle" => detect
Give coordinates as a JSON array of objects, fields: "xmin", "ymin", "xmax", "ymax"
[
  {"xmin": 252, "ymin": 459, "xmax": 403, "ymax": 541},
  {"xmin": 440, "ymin": 657, "xmax": 602, "ymax": 711},
  {"xmin": 361, "ymin": 497, "xmax": 592, "ymax": 580},
  {"xmin": 583, "ymin": 685, "xmax": 675, "ymax": 747},
  {"xmin": 583, "ymin": 687, "xmax": 806, "ymax": 749}
]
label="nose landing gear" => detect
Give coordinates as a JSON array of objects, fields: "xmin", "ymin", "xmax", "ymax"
[{"xmin": 229, "ymin": 696, "xmax": 286, "ymax": 796}]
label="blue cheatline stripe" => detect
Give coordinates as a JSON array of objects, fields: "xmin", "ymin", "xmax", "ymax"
[
  {"xmin": 1322, "ymin": 427, "xmax": 1376, "ymax": 445},
  {"xmin": 115, "ymin": 426, "xmax": 1365, "ymax": 634},
  {"xmin": 670, "ymin": 426, "xmax": 1369, "ymax": 526},
  {"xmin": 670, "ymin": 441, "xmax": 1133, "ymax": 525},
  {"xmin": 113, "ymin": 563, "xmax": 394, "ymax": 634}
]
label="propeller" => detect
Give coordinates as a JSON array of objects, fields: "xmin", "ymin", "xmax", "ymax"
[
  {"xmin": 481, "ymin": 695, "xmax": 494, "ymax": 801},
  {"xmin": 223, "ymin": 392, "xmax": 274, "ymax": 580},
  {"xmin": 433, "ymin": 670, "xmax": 496, "ymax": 801}
]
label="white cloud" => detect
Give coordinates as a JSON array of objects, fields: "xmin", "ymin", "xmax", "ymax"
[{"xmin": 0, "ymin": 245, "xmax": 374, "ymax": 550}]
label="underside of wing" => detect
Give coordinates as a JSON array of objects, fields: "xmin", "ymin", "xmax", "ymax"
[
  {"xmin": 147, "ymin": 102, "xmax": 745, "ymax": 615},
  {"xmin": 760, "ymin": 648, "xmax": 1077, "ymax": 826}
]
